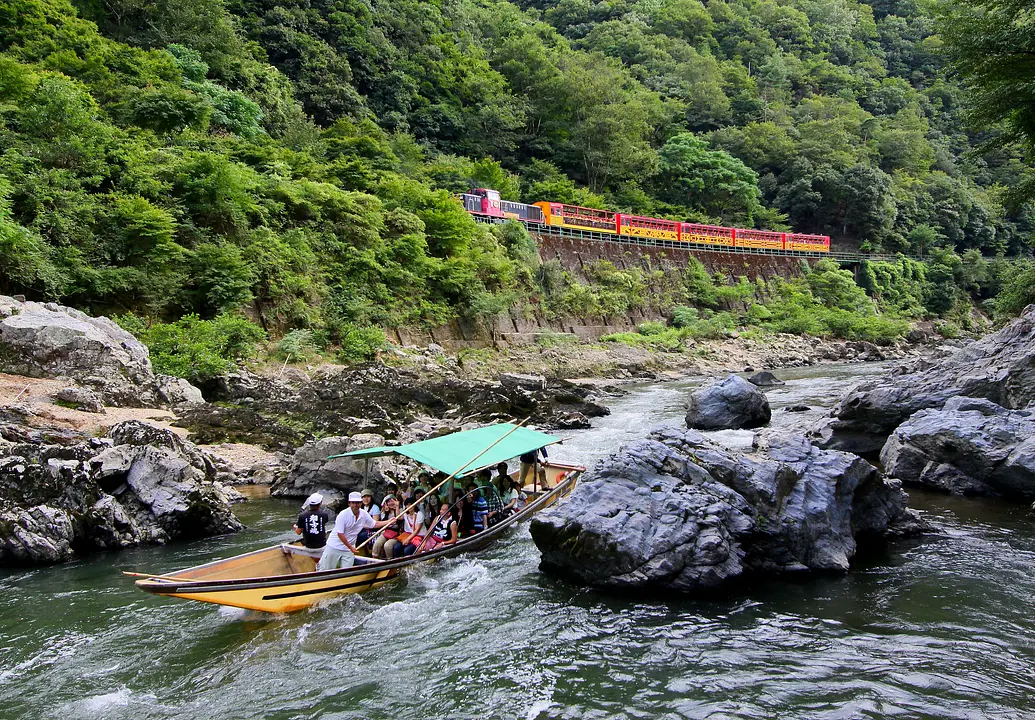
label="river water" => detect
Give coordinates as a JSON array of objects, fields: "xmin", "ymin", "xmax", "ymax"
[{"xmin": 3, "ymin": 363, "xmax": 1035, "ymax": 719}]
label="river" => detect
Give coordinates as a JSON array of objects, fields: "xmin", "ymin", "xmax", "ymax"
[{"xmin": 3, "ymin": 362, "xmax": 1035, "ymax": 719}]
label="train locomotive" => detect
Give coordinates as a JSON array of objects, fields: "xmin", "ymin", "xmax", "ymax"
[{"xmin": 459, "ymin": 188, "xmax": 830, "ymax": 253}]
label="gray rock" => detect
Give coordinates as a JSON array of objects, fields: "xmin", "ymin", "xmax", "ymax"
[
  {"xmin": 499, "ymin": 372, "xmax": 547, "ymax": 391},
  {"xmin": 814, "ymin": 305, "xmax": 1035, "ymax": 454},
  {"xmin": 0, "ymin": 420, "xmax": 243, "ymax": 565},
  {"xmin": 747, "ymin": 371, "xmax": 785, "ymax": 387},
  {"xmin": 784, "ymin": 404, "xmax": 811, "ymax": 413},
  {"xmin": 880, "ymin": 399, "xmax": 1035, "ymax": 499},
  {"xmin": 530, "ymin": 426, "xmax": 924, "ymax": 593},
  {"xmin": 0, "ymin": 505, "xmax": 76, "ymax": 564},
  {"xmin": 685, "ymin": 374, "xmax": 771, "ymax": 430},
  {"xmin": 271, "ymin": 433, "xmax": 407, "ymax": 505},
  {"xmin": 156, "ymin": 375, "xmax": 204, "ymax": 405},
  {"xmin": 53, "ymin": 387, "xmax": 105, "ymax": 414},
  {"xmin": 0, "ymin": 296, "xmax": 158, "ymax": 406}
]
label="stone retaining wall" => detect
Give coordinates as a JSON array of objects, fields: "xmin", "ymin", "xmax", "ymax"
[{"xmin": 391, "ymin": 233, "xmax": 819, "ymax": 350}]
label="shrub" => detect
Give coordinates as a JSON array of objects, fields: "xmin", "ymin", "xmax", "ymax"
[
  {"xmin": 670, "ymin": 306, "xmax": 699, "ymax": 328},
  {"xmin": 338, "ymin": 323, "xmax": 386, "ymax": 363},
  {"xmin": 122, "ymin": 314, "xmax": 266, "ymax": 383},
  {"xmin": 275, "ymin": 329, "xmax": 321, "ymax": 363},
  {"xmin": 637, "ymin": 321, "xmax": 667, "ymax": 335}
]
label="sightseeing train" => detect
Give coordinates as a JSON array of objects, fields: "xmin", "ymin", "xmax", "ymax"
[{"xmin": 460, "ymin": 188, "xmax": 830, "ymax": 253}]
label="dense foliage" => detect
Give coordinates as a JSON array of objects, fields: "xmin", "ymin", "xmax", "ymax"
[
  {"xmin": 0, "ymin": 0, "xmax": 1032, "ymax": 378},
  {"xmin": 940, "ymin": 0, "xmax": 1035, "ymax": 207}
]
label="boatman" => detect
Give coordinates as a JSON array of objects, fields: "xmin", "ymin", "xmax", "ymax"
[
  {"xmin": 293, "ymin": 493, "xmax": 329, "ymax": 556},
  {"xmin": 317, "ymin": 491, "xmax": 376, "ymax": 570},
  {"xmin": 519, "ymin": 446, "xmax": 549, "ymax": 490}
]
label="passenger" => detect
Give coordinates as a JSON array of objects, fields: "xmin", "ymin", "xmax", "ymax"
[
  {"xmin": 317, "ymin": 492, "xmax": 375, "ymax": 570},
  {"xmin": 456, "ymin": 492, "xmax": 475, "ymax": 537},
  {"xmin": 424, "ymin": 491, "xmax": 441, "ymax": 519},
  {"xmin": 519, "ymin": 447, "xmax": 549, "ymax": 489},
  {"xmin": 502, "ymin": 478, "xmax": 528, "ymax": 514},
  {"xmin": 478, "ymin": 468, "xmax": 504, "ymax": 526},
  {"xmin": 381, "ymin": 481, "xmax": 398, "ymax": 509},
  {"xmin": 371, "ymin": 495, "xmax": 402, "ymax": 559},
  {"xmin": 422, "ymin": 500, "xmax": 459, "ymax": 551},
  {"xmin": 385, "ymin": 497, "xmax": 425, "ymax": 558},
  {"xmin": 293, "ymin": 493, "xmax": 329, "ymax": 554},
  {"xmin": 395, "ymin": 498, "xmax": 428, "ymax": 558},
  {"xmin": 494, "ymin": 462, "xmax": 510, "ymax": 485},
  {"xmin": 494, "ymin": 462, "xmax": 510, "ymax": 498},
  {"xmin": 356, "ymin": 488, "xmax": 381, "ymax": 547},
  {"xmin": 468, "ymin": 483, "xmax": 488, "ymax": 533}
]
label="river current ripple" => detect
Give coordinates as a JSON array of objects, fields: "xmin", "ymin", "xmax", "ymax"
[{"xmin": 3, "ymin": 363, "xmax": 1035, "ymax": 719}]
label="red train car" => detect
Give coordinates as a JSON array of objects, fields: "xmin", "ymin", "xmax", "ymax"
[
  {"xmin": 680, "ymin": 223, "xmax": 736, "ymax": 247},
  {"xmin": 619, "ymin": 214, "xmax": 680, "ymax": 241}
]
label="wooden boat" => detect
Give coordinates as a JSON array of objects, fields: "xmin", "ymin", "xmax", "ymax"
[{"xmin": 131, "ymin": 424, "xmax": 583, "ymax": 613}]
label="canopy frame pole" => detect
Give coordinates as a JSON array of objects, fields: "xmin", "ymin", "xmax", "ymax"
[{"xmin": 357, "ymin": 418, "xmax": 530, "ymax": 550}]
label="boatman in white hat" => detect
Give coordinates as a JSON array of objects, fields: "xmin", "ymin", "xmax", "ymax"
[
  {"xmin": 317, "ymin": 491, "xmax": 377, "ymax": 570},
  {"xmin": 293, "ymin": 493, "xmax": 329, "ymax": 557}
]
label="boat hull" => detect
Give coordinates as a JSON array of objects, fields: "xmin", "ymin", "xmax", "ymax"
[{"xmin": 134, "ymin": 466, "xmax": 581, "ymax": 613}]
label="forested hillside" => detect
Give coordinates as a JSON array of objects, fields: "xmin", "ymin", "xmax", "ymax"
[{"xmin": 0, "ymin": 0, "xmax": 1033, "ymax": 374}]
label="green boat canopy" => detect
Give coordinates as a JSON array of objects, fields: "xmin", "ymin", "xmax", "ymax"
[{"xmin": 330, "ymin": 423, "xmax": 560, "ymax": 478}]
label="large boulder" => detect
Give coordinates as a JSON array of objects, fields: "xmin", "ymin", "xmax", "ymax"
[
  {"xmin": 529, "ymin": 426, "xmax": 924, "ymax": 593},
  {"xmin": 880, "ymin": 397, "xmax": 1035, "ymax": 499},
  {"xmin": 271, "ymin": 433, "xmax": 407, "ymax": 505},
  {"xmin": 0, "ymin": 420, "xmax": 242, "ymax": 565},
  {"xmin": 813, "ymin": 306, "xmax": 1035, "ymax": 454},
  {"xmin": 685, "ymin": 374, "xmax": 771, "ymax": 430},
  {"xmin": 0, "ymin": 296, "xmax": 204, "ymax": 407}
]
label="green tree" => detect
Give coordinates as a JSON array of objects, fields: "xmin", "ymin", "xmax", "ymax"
[{"xmin": 653, "ymin": 133, "xmax": 761, "ymax": 222}]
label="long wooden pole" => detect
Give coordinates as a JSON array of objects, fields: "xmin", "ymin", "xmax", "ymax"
[
  {"xmin": 356, "ymin": 418, "xmax": 529, "ymax": 550},
  {"xmin": 122, "ymin": 570, "xmax": 197, "ymax": 583}
]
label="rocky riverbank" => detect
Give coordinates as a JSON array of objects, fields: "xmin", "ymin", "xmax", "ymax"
[{"xmin": 0, "ymin": 293, "xmax": 943, "ymax": 565}]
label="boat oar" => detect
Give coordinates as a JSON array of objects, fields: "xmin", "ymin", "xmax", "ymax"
[
  {"xmin": 122, "ymin": 571, "xmax": 197, "ymax": 583},
  {"xmin": 356, "ymin": 418, "xmax": 530, "ymax": 551}
]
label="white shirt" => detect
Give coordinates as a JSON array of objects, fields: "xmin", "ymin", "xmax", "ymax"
[
  {"xmin": 402, "ymin": 511, "xmax": 424, "ymax": 534},
  {"xmin": 327, "ymin": 508, "xmax": 375, "ymax": 550}
]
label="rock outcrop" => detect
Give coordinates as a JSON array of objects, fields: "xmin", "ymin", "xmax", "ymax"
[
  {"xmin": 813, "ymin": 306, "xmax": 1035, "ymax": 454},
  {"xmin": 684, "ymin": 374, "xmax": 771, "ymax": 430},
  {"xmin": 0, "ymin": 420, "xmax": 242, "ymax": 565},
  {"xmin": 0, "ymin": 295, "xmax": 204, "ymax": 407},
  {"xmin": 185, "ymin": 365, "xmax": 610, "ymax": 450},
  {"xmin": 530, "ymin": 426, "xmax": 924, "ymax": 593},
  {"xmin": 747, "ymin": 371, "xmax": 785, "ymax": 387},
  {"xmin": 270, "ymin": 433, "xmax": 407, "ymax": 505},
  {"xmin": 880, "ymin": 397, "xmax": 1035, "ymax": 499}
]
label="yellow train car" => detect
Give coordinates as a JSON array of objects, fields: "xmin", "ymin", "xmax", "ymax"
[
  {"xmin": 619, "ymin": 214, "xmax": 680, "ymax": 241},
  {"xmin": 534, "ymin": 202, "xmax": 619, "ymax": 234}
]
